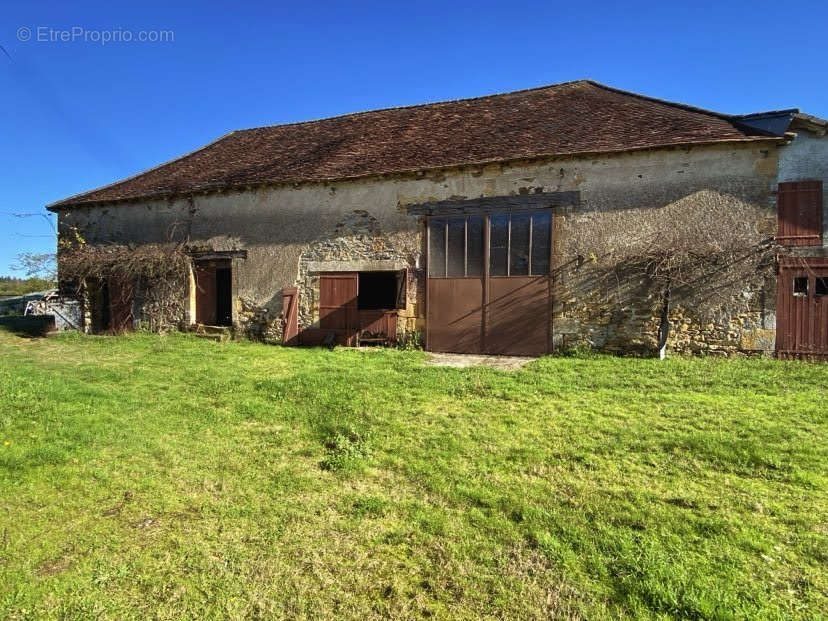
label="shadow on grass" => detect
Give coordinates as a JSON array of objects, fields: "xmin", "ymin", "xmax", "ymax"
[{"xmin": 0, "ymin": 315, "xmax": 56, "ymax": 338}]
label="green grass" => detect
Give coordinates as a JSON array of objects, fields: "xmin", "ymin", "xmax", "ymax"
[{"xmin": 0, "ymin": 331, "xmax": 825, "ymax": 620}]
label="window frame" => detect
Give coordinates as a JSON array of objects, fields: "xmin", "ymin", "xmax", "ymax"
[
  {"xmin": 488, "ymin": 209, "xmax": 552, "ymax": 278},
  {"xmin": 815, "ymin": 277, "xmax": 828, "ymax": 297},
  {"xmin": 793, "ymin": 276, "xmax": 809, "ymax": 297},
  {"xmin": 427, "ymin": 214, "xmax": 485, "ymax": 279},
  {"xmin": 427, "ymin": 209, "xmax": 553, "ymax": 279}
]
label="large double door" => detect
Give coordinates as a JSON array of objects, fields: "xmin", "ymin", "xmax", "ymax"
[{"xmin": 426, "ymin": 210, "xmax": 552, "ymax": 356}]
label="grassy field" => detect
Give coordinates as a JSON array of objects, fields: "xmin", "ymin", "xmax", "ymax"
[{"xmin": 0, "ymin": 331, "xmax": 825, "ymax": 620}]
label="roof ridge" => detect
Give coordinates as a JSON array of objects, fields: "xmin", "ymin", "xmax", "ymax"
[
  {"xmin": 583, "ymin": 80, "xmax": 741, "ymax": 121},
  {"xmin": 234, "ymin": 79, "xmax": 593, "ymax": 133}
]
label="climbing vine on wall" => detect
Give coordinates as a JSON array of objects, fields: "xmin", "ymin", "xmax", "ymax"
[{"xmin": 59, "ymin": 239, "xmax": 191, "ymax": 331}]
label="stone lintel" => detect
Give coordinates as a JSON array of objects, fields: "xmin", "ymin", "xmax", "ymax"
[{"xmin": 307, "ymin": 260, "xmax": 407, "ymax": 273}]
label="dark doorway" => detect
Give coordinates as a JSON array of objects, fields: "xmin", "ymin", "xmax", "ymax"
[
  {"xmin": 90, "ymin": 277, "xmax": 134, "ymax": 333},
  {"xmin": 92, "ymin": 279, "xmax": 112, "ymax": 333},
  {"xmin": 216, "ymin": 267, "xmax": 232, "ymax": 326},
  {"xmin": 195, "ymin": 259, "xmax": 232, "ymax": 326}
]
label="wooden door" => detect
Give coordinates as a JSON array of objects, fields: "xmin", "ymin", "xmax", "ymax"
[
  {"xmin": 777, "ymin": 258, "xmax": 828, "ymax": 359},
  {"xmin": 107, "ymin": 276, "xmax": 134, "ymax": 333},
  {"xmin": 195, "ymin": 262, "xmax": 217, "ymax": 325},
  {"xmin": 195, "ymin": 259, "xmax": 232, "ymax": 326},
  {"xmin": 319, "ymin": 272, "xmax": 359, "ymax": 345}
]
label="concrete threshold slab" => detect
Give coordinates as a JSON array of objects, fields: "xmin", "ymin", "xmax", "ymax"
[{"xmin": 425, "ymin": 352, "xmax": 535, "ymax": 370}]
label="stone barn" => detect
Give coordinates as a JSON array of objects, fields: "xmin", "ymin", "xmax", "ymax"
[{"xmin": 49, "ymin": 81, "xmax": 828, "ymax": 357}]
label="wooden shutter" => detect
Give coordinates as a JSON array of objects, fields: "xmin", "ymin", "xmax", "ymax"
[
  {"xmin": 395, "ymin": 270, "xmax": 407, "ymax": 309},
  {"xmin": 777, "ymin": 181, "xmax": 823, "ymax": 246}
]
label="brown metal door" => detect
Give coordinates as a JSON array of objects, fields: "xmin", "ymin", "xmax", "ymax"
[
  {"xmin": 777, "ymin": 258, "xmax": 828, "ymax": 359},
  {"xmin": 426, "ymin": 215, "xmax": 485, "ymax": 353},
  {"xmin": 426, "ymin": 212, "xmax": 552, "ymax": 356},
  {"xmin": 427, "ymin": 278, "xmax": 484, "ymax": 353},
  {"xmin": 485, "ymin": 277, "xmax": 550, "ymax": 356},
  {"xmin": 319, "ymin": 272, "xmax": 359, "ymax": 345}
]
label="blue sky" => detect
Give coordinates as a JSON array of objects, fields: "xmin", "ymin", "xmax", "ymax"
[{"xmin": 2, "ymin": 0, "xmax": 827, "ymax": 275}]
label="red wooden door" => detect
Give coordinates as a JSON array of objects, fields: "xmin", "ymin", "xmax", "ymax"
[
  {"xmin": 777, "ymin": 181, "xmax": 823, "ymax": 246},
  {"xmin": 281, "ymin": 287, "xmax": 299, "ymax": 345},
  {"xmin": 777, "ymin": 258, "xmax": 828, "ymax": 359},
  {"xmin": 107, "ymin": 276, "xmax": 134, "ymax": 333},
  {"xmin": 319, "ymin": 272, "xmax": 359, "ymax": 345},
  {"xmin": 194, "ymin": 262, "xmax": 217, "ymax": 325}
]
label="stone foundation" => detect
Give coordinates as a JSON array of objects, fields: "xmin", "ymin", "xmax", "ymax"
[
  {"xmin": 552, "ymin": 268, "xmax": 776, "ymax": 357},
  {"xmin": 236, "ymin": 296, "xmax": 283, "ymax": 343}
]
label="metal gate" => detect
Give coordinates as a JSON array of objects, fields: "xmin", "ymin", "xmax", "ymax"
[
  {"xmin": 426, "ymin": 211, "xmax": 552, "ymax": 356},
  {"xmin": 777, "ymin": 257, "xmax": 828, "ymax": 359}
]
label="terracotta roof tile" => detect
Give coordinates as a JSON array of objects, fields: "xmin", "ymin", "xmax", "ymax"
[{"xmin": 49, "ymin": 80, "xmax": 775, "ymax": 208}]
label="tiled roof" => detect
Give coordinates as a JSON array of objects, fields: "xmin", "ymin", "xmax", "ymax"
[{"xmin": 49, "ymin": 80, "xmax": 776, "ymax": 209}]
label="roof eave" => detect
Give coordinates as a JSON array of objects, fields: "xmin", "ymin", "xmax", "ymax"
[{"xmin": 47, "ymin": 135, "xmax": 785, "ymax": 212}]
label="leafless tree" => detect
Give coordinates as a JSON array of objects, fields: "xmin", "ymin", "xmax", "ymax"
[{"xmin": 578, "ymin": 190, "xmax": 778, "ymax": 358}]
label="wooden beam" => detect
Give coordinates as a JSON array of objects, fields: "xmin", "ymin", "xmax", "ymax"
[{"xmin": 405, "ymin": 191, "xmax": 580, "ymax": 216}]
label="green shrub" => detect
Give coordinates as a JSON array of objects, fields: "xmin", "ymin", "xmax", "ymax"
[{"xmin": 395, "ymin": 330, "xmax": 423, "ymax": 351}]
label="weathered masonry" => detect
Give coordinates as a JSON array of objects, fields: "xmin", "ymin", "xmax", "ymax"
[{"xmin": 48, "ymin": 80, "xmax": 828, "ymax": 357}]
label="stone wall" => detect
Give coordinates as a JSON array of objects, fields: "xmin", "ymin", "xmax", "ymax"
[
  {"xmin": 551, "ymin": 185, "xmax": 778, "ymax": 356},
  {"xmin": 295, "ymin": 209, "xmax": 422, "ymax": 336},
  {"xmin": 778, "ymin": 130, "xmax": 828, "ymax": 255},
  {"xmin": 56, "ymin": 140, "xmax": 782, "ymax": 354},
  {"xmin": 553, "ymin": 264, "xmax": 775, "ymax": 356}
]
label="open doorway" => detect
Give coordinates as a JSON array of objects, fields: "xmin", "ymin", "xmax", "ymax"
[
  {"xmin": 195, "ymin": 259, "xmax": 233, "ymax": 326},
  {"xmin": 216, "ymin": 267, "xmax": 232, "ymax": 325},
  {"xmin": 90, "ymin": 277, "xmax": 134, "ymax": 333}
]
